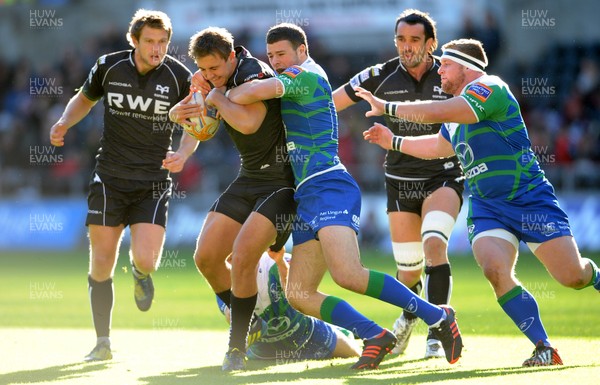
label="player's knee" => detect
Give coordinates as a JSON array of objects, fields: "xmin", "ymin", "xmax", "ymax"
[
  {"xmin": 194, "ymin": 250, "xmax": 217, "ymax": 276},
  {"xmin": 131, "ymin": 256, "xmax": 156, "ymax": 274},
  {"xmin": 555, "ymin": 269, "xmax": 588, "ymax": 289},
  {"xmin": 330, "ymin": 272, "xmax": 363, "ymax": 292},
  {"xmin": 229, "ymin": 252, "xmax": 259, "ymax": 280},
  {"xmin": 479, "ymin": 262, "xmax": 511, "ymax": 289},
  {"xmin": 393, "ymin": 242, "xmax": 424, "ymax": 284},
  {"xmin": 91, "ymin": 253, "xmax": 114, "ymax": 269},
  {"xmin": 422, "ymin": 237, "xmax": 448, "ymax": 264},
  {"xmin": 421, "ymin": 210, "xmax": 454, "ymax": 260},
  {"xmin": 396, "ymin": 269, "xmax": 422, "ymax": 287}
]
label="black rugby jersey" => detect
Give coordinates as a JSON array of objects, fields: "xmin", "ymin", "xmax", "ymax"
[
  {"xmin": 82, "ymin": 50, "xmax": 192, "ymax": 181},
  {"xmin": 344, "ymin": 56, "xmax": 463, "ymax": 179},
  {"xmin": 223, "ymin": 46, "xmax": 293, "ymax": 184}
]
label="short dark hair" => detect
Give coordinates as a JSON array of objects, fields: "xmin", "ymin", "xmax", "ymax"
[
  {"xmin": 266, "ymin": 23, "xmax": 308, "ymax": 53},
  {"xmin": 188, "ymin": 27, "xmax": 234, "ymax": 61},
  {"xmin": 395, "ymin": 9, "xmax": 438, "ymax": 53},
  {"xmin": 127, "ymin": 9, "xmax": 172, "ymax": 47}
]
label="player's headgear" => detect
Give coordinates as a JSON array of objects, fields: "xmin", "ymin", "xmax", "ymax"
[
  {"xmin": 441, "ymin": 49, "xmax": 487, "ymax": 71},
  {"xmin": 441, "ymin": 38, "xmax": 488, "ymax": 72}
]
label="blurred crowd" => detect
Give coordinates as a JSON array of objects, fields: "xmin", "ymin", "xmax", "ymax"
[{"xmin": 1, "ymin": 17, "xmax": 599, "ymax": 202}]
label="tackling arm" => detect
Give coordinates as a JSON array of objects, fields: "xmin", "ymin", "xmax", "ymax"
[
  {"xmin": 205, "ymin": 88, "xmax": 267, "ymax": 134},
  {"xmin": 227, "ymin": 78, "xmax": 283, "ymax": 105}
]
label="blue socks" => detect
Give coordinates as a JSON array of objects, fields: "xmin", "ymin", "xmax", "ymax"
[
  {"xmin": 320, "ymin": 296, "xmax": 383, "ymax": 339},
  {"xmin": 498, "ymin": 285, "xmax": 550, "ymax": 346},
  {"xmin": 365, "ymin": 270, "xmax": 445, "ymax": 326}
]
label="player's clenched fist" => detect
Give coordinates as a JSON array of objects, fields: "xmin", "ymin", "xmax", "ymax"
[
  {"xmin": 191, "ymin": 70, "xmax": 212, "ymax": 97},
  {"xmin": 50, "ymin": 121, "xmax": 68, "ymax": 147}
]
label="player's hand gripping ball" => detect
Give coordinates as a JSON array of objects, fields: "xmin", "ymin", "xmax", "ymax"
[{"xmin": 182, "ymin": 92, "xmax": 221, "ymax": 141}]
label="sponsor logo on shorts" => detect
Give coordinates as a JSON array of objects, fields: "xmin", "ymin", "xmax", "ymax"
[{"xmin": 319, "ymin": 209, "xmax": 350, "ymax": 222}]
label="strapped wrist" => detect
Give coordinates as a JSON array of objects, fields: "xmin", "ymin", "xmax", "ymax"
[
  {"xmin": 384, "ymin": 102, "xmax": 398, "ymax": 116},
  {"xmin": 391, "ymin": 135, "xmax": 404, "ymax": 152}
]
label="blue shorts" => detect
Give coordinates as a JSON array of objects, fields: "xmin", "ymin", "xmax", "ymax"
[
  {"xmin": 467, "ymin": 183, "xmax": 572, "ymax": 244},
  {"xmin": 247, "ymin": 317, "xmax": 337, "ymax": 360},
  {"xmin": 292, "ymin": 170, "xmax": 361, "ymax": 246}
]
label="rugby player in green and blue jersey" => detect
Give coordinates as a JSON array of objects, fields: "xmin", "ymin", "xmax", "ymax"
[
  {"xmin": 216, "ymin": 249, "xmax": 360, "ymax": 361},
  {"xmin": 208, "ymin": 23, "xmax": 464, "ymax": 370},
  {"xmin": 359, "ymin": 38, "xmax": 600, "ymax": 367}
]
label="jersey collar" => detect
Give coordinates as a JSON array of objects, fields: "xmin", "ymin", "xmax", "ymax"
[{"xmin": 298, "ymin": 56, "xmax": 328, "ymax": 80}]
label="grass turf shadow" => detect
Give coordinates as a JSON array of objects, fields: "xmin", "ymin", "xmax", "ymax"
[
  {"xmin": 138, "ymin": 357, "xmax": 595, "ymax": 385},
  {"xmin": 0, "ymin": 362, "xmax": 110, "ymax": 384}
]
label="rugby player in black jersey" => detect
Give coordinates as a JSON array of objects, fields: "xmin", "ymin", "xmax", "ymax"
[
  {"xmin": 333, "ymin": 9, "xmax": 465, "ymax": 359},
  {"xmin": 169, "ymin": 27, "xmax": 295, "ymax": 371},
  {"xmin": 49, "ymin": 9, "xmax": 196, "ymax": 361}
]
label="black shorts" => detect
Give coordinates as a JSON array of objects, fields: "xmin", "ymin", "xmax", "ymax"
[
  {"xmin": 210, "ymin": 175, "xmax": 296, "ymax": 251},
  {"xmin": 86, "ymin": 172, "xmax": 171, "ymax": 228},
  {"xmin": 385, "ymin": 174, "xmax": 465, "ymax": 215}
]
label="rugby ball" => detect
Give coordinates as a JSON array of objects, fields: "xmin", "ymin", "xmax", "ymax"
[{"xmin": 182, "ymin": 92, "xmax": 221, "ymax": 141}]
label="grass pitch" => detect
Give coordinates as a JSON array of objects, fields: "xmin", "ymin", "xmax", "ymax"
[
  {"xmin": 0, "ymin": 248, "xmax": 598, "ymax": 384},
  {"xmin": 0, "ymin": 329, "xmax": 598, "ymax": 385}
]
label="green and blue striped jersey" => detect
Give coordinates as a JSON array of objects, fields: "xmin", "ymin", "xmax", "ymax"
[
  {"xmin": 441, "ymin": 74, "xmax": 546, "ymax": 200},
  {"xmin": 276, "ymin": 58, "xmax": 345, "ymax": 187}
]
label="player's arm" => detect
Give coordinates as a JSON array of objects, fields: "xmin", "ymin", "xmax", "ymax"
[
  {"xmin": 355, "ymin": 86, "xmax": 478, "ymax": 124},
  {"xmin": 267, "ymin": 248, "xmax": 288, "ymax": 290},
  {"xmin": 168, "ymin": 92, "xmax": 203, "ymax": 126},
  {"xmin": 227, "ymin": 78, "xmax": 283, "ymax": 105},
  {"xmin": 162, "ymin": 132, "xmax": 199, "ymax": 173},
  {"xmin": 50, "ymin": 91, "xmax": 97, "ymax": 147},
  {"xmin": 332, "ymin": 86, "xmax": 357, "ymax": 112},
  {"xmin": 205, "ymin": 87, "xmax": 267, "ymax": 134},
  {"xmin": 363, "ymin": 122, "xmax": 454, "ymax": 159}
]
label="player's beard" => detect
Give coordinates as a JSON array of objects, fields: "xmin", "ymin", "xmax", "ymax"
[
  {"xmin": 400, "ymin": 47, "xmax": 428, "ymax": 69},
  {"xmin": 442, "ymin": 70, "xmax": 466, "ymax": 95}
]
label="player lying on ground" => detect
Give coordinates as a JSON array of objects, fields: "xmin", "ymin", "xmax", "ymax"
[{"xmin": 216, "ymin": 249, "xmax": 360, "ymax": 363}]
